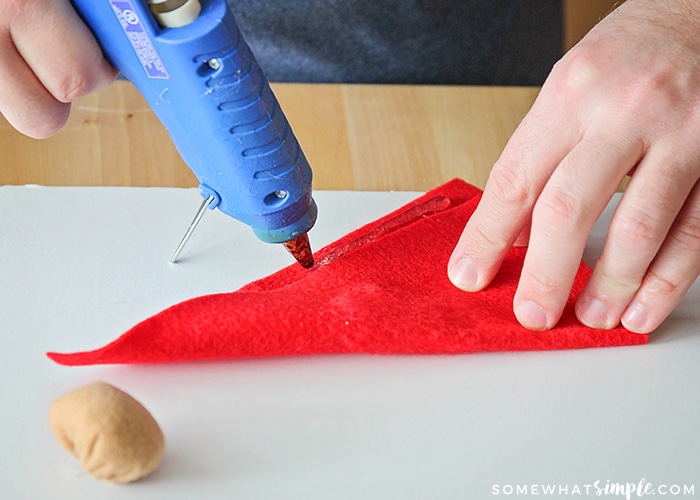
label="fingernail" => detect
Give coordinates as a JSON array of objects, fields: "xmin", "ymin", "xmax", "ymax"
[
  {"xmin": 515, "ymin": 300, "xmax": 549, "ymax": 331},
  {"xmin": 578, "ymin": 296, "xmax": 609, "ymax": 329},
  {"xmin": 622, "ymin": 301, "xmax": 648, "ymax": 333},
  {"xmin": 448, "ymin": 255, "xmax": 479, "ymax": 291}
]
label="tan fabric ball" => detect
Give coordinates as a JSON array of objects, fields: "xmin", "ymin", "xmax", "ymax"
[{"xmin": 48, "ymin": 381, "xmax": 165, "ymax": 483}]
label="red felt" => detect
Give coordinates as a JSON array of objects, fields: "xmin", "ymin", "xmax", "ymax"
[{"xmin": 47, "ymin": 179, "xmax": 646, "ymax": 366}]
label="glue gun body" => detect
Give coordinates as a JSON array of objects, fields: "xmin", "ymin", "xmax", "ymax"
[{"xmin": 71, "ymin": 0, "xmax": 317, "ymax": 245}]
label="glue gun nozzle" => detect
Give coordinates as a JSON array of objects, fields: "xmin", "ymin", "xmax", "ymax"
[{"xmin": 283, "ymin": 233, "xmax": 314, "ymax": 269}]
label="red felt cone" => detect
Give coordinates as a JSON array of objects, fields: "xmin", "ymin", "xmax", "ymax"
[{"xmin": 47, "ymin": 179, "xmax": 646, "ymax": 366}]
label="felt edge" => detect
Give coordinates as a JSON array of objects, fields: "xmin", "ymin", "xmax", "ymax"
[{"xmin": 46, "ymin": 333, "xmax": 648, "ymax": 366}]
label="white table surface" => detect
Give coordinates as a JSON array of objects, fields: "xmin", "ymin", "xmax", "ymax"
[{"xmin": 1, "ymin": 186, "xmax": 698, "ymax": 499}]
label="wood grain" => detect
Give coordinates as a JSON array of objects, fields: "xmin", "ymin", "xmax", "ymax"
[
  {"xmin": 563, "ymin": 0, "xmax": 621, "ymax": 49},
  {"xmin": 0, "ymin": 81, "xmax": 539, "ymax": 191}
]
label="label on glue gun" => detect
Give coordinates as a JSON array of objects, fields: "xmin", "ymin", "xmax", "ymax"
[{"xmin": 109, "ymin": 0, "xmax": 169, "ymax": 79}]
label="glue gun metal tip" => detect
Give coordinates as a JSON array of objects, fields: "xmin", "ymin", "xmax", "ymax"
[{"xmin": 283, "ymin": 233, "xmax": 314, "ymax": 269}]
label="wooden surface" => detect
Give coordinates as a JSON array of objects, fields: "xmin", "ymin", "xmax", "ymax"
[
  {"xmin": 0, "ymin": 1, "xmax": 621, "ymax": 192},
  {"xmin": 0, "ymin": 81, "xmax": 539, "ymax": 191},
  {"xmin": 563, "ymin": 0, "xmax": 620, "ymax": 49}
]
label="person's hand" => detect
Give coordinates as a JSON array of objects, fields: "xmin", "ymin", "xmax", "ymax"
[
  {"xmin": 448, "ymin": 0, "xmax": 700, "ymax": 334},
  {"xmin": 0, "ymin": 0, "xmax": 117, "ymax": 138}
]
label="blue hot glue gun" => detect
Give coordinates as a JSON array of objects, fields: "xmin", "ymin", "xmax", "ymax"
[{"xmin": 71, "ymin": 0, "xmax": 317, "ymax": 267}]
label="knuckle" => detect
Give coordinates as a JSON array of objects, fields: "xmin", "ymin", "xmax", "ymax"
[
  {"xmin": 51, "ymin": 59, "xmax": 116, "ymax": 103},
  {"xmin": 53, "ymin": 73, "xmax": 94, "ymax": 103},
  {"xmin": 611, "ymin": 209, "xmax": 663, "ymax": 247},
  {"xmin": 469, "ymin": 217, "xmax": 506, "ymax": 251},
  {"xmin": 521, "ymin": 267, "xmax": 568, "ymax": 298},
  {"xmin": 534, "ymin": 189, "xmax": 583, "ymax": 230},
  {"xmin": 644, "ymin": 268, "xmax": 681, "ymax": 297},
  {"xmin": 548, "ymin": 45, "xmax": 600, "ymax": 95},
  {"xmin": 670, "ymin": 212, "xmax": 700, "ymax": 252},
  {"xmin": 592, "ymin": 266, "xmax": 641, "ymax": 296},
  {"xmin": 488, "ymin": 162, "xmax": 533, "ymax": 208}
]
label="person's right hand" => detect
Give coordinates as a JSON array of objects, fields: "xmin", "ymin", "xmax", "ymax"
[
  {"xmin": 447, "ymin": 0, "xmax": 700, "ymax": 334},
  {"xmin": 0, "ymin": 0, "xmax": 117, "ymax": 138}
]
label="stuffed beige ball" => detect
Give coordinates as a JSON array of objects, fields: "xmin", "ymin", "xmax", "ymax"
[{"xmin": 48, "ymin": 381, "xmax": 165, "ymax": 483}]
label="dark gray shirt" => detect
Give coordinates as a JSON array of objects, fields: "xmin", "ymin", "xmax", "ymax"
[{"xmin": 230, "ymin": 0, "xmax": 563, "ymax": 86}]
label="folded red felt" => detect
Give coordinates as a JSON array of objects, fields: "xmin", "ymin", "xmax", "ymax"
[{"xmin": 47, "ymin": 179, "xmax": 646, "ymax": 366}]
